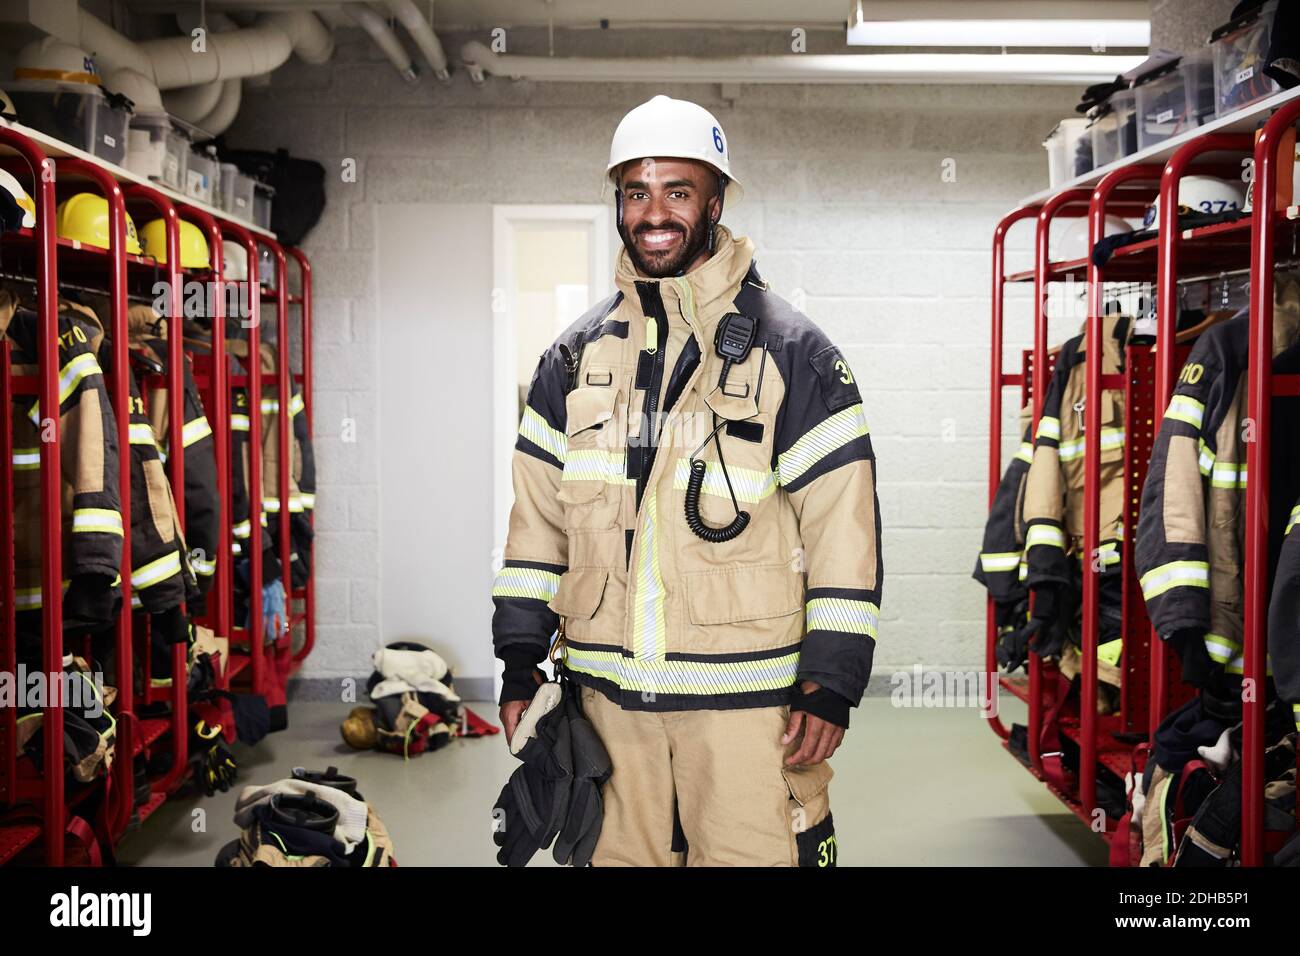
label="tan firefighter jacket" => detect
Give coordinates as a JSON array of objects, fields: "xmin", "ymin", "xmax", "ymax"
[{"xmin": 492, "ymin": 226, "xmax": 883, "ymax": 711}]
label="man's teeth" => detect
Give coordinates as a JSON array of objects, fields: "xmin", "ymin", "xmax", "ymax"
[{"xmin": 641, "ymin": 231, "xmax": 680, "ymax": 248}]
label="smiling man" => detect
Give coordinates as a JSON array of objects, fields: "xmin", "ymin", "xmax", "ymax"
[{"xmin": 492, "ymin": 95, "xmax": 883, "ymax": 867}]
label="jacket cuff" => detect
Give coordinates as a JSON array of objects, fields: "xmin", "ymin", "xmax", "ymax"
[
  {"xmin": 498, "ymin": 648, "xmax": 544, "ymax": 704},
  {"xmin": 789, "ymin": 684, "xmax": 852, "ymax": 729}
]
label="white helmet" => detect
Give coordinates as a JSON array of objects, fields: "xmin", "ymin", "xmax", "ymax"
[
  {"xmin": 604, "ymin": 94, "xmax": 742, "ymax": 205},
  {"xmin": 1142, "ymin": 175, "xmax": 1246, "ymax": 228},
  {"xmin": 14, "ymin": 37, "xmax": 100, "ymax": 85},
  {"xmin": 0, "ymin": 87, "xmax": 15, "ymax": 120},
  {"xmin": 0, "ymin": 168, "xmax": 36, "ymax": 229},
  {"xmin": 1051, "ymin": 214, "xmax": 1131, "ymax": 262},
  {"xmin": 222, "ymin": 239, "xmax": 248, "ymax": 281}
]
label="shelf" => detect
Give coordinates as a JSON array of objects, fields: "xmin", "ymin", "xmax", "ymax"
[
  {"xmin": 133, "ymin": 717, "xmax": 171, "ymax": 756},
  {"xmin": 1019, "ymin": 86, "xmax": 1300, "ymax": 207},
  {"xmin": 0, "ymin": 118, "xmax": 274, "ymax": 239},
  {"xmin": 1003, "ymin": 215, "xmax": 1261, "ymax": 283},
  {"xmin": 133, "ymin": 791, "xmax": 168, "ymax": 826}
]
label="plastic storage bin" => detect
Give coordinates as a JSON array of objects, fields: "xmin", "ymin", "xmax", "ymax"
[
  {"xmin": 252, "ymin": 183, "xmax": 274, "ymax": 231},
  {"xmin": 6, "ymin": 80, "xmax": 129, "ymax": 166},
  {"xmin": 1043, "ymin": 118, "xmax": 1091, "ymax": 187},
  {"xmin": 1088, "ymin": 90, "xmax": 1137, "ymax": 169},
  {"xmin": 1135, "ymin": 53, "xmax": 1216, "ymax": 149},
  {"xmin": 1211, "ymin": 0, "xmax": 1281, "ymax": 117},
  {"xmin": 186, "ymin": 147, "xmax": 218, "ymax": 203},
  {"xmin": 219, "ymin": 163, "xmax": 256, "ymax": 219},
  {"xmin": 125, "ymin": 114, "xmax": 189, "ymax": 190}
]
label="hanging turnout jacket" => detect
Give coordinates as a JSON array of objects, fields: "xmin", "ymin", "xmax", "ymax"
[
  {"xmin": 128, "ymin": 305, "xmax": 221, "ymax": 614},
  {"xmin": 492, "ymin": 225, "xmax": 883, "ymax": 713},
  {"xmin": 974, "ymin": 405, "xmax": 1033, "ymax": 623},
  {"xmin": 1136, "ymin": 274, "xmax": 1300, "ymax": 687},
  {"xmin": 1, "ymin": 291, "xmax": 122, "ymax": 630},
  {"xmin": 1268, "ymin": 496, "xmax": 1300, "ymax": 731}
]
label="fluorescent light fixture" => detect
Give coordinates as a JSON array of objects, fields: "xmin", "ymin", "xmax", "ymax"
[{"xmin": 847, "ymin": 18, "xmax": 1150, "ymax": 49}]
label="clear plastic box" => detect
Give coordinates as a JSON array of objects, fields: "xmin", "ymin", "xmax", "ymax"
[
  {"xmin": 126, "ymin": 113, "xmax": 189, "ymax": 190},
  {"xmin": 1043, "ymin": 118, "xmax": 1091, "ymax": 188},
  {"xmin": 219, "ymin": 163, "xmax": 256, "ymax": 219},
  {"xmin": 1088, "ymin": 90, "xmax": 1137, "ymax": 170},
  {"xmin": 1135, "ymin": 53, "xmax": 1217, "ymax": 149},
  {"xmin": 6, "ymin": 80, "xmax": 129, "ymax": 166},
  {"xmin": 186, "ymin": 147, "xmax": 218, "ymax": 203},
  {"xmin": 252, "ymin": 183, "xmax": 274, "ymax": 231},
  {"xmin": 1211, "ymin": 0, "xmax": 1281, "ymax": 117}
]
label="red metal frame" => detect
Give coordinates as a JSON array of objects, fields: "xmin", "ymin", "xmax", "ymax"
[
  {"xmin": 287, "ymin": 247, "xmax": 315, "ymax": 664},
  {"xmin": 0, "ymin": 124, "xmax": 315, "ymax": 865},
  {"xmin": 988, "ymin": 101, "xmax": 1300, "ymax": 865},
  {"xmin": 1242, "ymin": 97, "xmax": 1300, "ymax": 867}
]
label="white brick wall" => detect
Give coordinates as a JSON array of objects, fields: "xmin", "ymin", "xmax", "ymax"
[{"xmin": 230, "ymin": 27, "xmax": 1079, "ymax": 683}]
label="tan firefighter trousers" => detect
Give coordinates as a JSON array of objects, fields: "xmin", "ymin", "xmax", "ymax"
[{"xmin": 579, "ymin": 684, "xmax": 837, "ymax": 867}]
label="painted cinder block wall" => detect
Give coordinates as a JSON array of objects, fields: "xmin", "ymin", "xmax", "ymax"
[{"xmin": 228, "ymin": 26, "xmax": 1090, "ymax": 692}]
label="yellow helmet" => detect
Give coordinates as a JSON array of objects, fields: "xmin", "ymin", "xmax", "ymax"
[
  {"xmin": 140, "ymin": 218, "xmax": 210, "ymax": 269},
  {"xmin": 55, "ymin": 192, "xmax": 143, "ymax": 254},
  {"xmin": 0, "ymin": 168, "xmax": 35, "ymax": 228}
]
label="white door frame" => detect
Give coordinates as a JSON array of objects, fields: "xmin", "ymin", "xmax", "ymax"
[{"xmin": 491, "ymin": 204, "xmax": 614, "ymax": 558}]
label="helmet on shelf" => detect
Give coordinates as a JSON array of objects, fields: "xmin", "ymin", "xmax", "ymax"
[
  {"xmin": 141, "ymin": 217, "xmax": 211, "ymax": 269},
  {"xmin": 0, "ymin": 168, "xmax": 36, "ymax": 229},
  {"xmin": 56, "ymin": 192, "xmax": 143, "ymax": 254},
  {"xmin": 1142, "ymin": 175, "xmax": 1247, "ymax": 228},
  {"xmin": 1050, "ymin": 214, "xmax": 1131, "ymax": 262},
  {"xmin": 13, "ymin": 37, "xmax": 100, "ymax": 86}
]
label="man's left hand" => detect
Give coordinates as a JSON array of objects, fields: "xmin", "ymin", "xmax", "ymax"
[{"xmin": 782, "ymin": 681, "xmax": 845, "ymax": 766}]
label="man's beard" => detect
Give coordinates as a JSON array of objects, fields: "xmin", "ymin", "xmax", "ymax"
[{"xmin": 618, "ymin": 216, "xmax": 712, "ymax": 278}]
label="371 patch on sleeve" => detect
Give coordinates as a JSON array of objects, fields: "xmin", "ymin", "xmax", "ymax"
[{"xmin": 809, "ymin": 345, "xmax": 862, "ymax": 413}]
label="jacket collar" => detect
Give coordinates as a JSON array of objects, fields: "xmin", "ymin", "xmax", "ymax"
[{"xmin": 614, "ymin": 224, "xmax": 756, "ymax": 336}]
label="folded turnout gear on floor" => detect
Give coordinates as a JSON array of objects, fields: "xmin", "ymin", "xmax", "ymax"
[{"xmin": 216, "ymin": 768, "xmax": 395, "ymax": 867}]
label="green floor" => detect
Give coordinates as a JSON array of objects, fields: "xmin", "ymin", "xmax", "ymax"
[{"xmin": 117, "ymin": 695, "xmax": 1109, "ymax": 867}]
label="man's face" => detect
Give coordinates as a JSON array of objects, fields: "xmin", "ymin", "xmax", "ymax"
[{"xmin": 616, "ymin": 157, "xmax": 721, "ymax": 278}]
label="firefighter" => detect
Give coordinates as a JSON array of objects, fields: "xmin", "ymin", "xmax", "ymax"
[{"xmin": 492, "ymin": 95, "xmax": 883, "ymax": 867}]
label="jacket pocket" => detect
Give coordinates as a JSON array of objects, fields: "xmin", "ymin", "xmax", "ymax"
[
  {"xmin": 684, "ymin": 563, "xmax": 801, "ymax": 626},
  {"xmin": 549, "ymin": 568, "xmax": 610, "ymax": 621},
  {"xmin": 558, "ymin": 385, "xmax": 623, "ymax": 530},
  {"xmin": 143, "ymin": 458, "xmax": 176, "ymax": 544},
  {"xmin": 1099, "ymin": 392, "xmax": 1125, "ymax": 464}
]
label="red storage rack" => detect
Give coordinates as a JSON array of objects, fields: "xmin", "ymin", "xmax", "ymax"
[
  {"xmin": 0, "ymin": 124, "xmax": 316, "ymax": 865},
  {"xmin": 986, "ymin": 95, "xmax": 1300, "ymax": 865}
]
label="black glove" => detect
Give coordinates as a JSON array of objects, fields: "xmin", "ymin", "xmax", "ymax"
[
  {"xmin": 191, "ymin": 720, "xmax": 237, "ymax": 797},
  {"xmin": 499, "ymin": 649, "xmax": 546, "ymax": 704},
  {"xmin": 492, "ymin": 682, "xmax": 572, "ymax": 866},
  {"xmin": 552, "ymin": 688, "xmax": 611, "ymax": 867}
]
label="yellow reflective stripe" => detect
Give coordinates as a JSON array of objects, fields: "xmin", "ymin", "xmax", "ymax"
[
  {"xmin": 1015, "ymin": 441, "xmax": 1033, "ymax": 464},
  {"xmin": 1203, "ymin": 633, "xmax": 1240, "ymax": 665},
  {"xmin": 26, "ymin": 352, "xmax": 103, "ymax": 425},
  {"xmin": 563, "ymin": 643, "xmax": 800, "ymax": 696},
  {"xmin": 12, "ymin": 447, "xmax": 40, "ymax": 470},
  {"xmin": 288, "ymin": 392, "xmax": 305, "ymax": 417},
  {"xmin": 190, "ymin": 552, "xmax": 217, "ymax": 576},
  {"xmin": 1076, "ymin": 540, "xmax": 1121, "ymax": 567},
  {"xmin": 1198, "ymin": 439, "xmax": 1215, "ymax": 477},
  {"xmin": 1140, "ymin": 560, "xmax": 1209, "ymax": 600},
  {"xmin": 518, "ymin": 406, "xmax": 567, "ymax": 464},
  {"xmin": 182, "ymin": 416, "xmax": 213, "ymax": 447},
  {"xmin": 73, "ymin": 508, "xmax": 123, "ymax": 536},
  {"xmin": 631, "ymin": 466, "xmax": 666, "ymax": 661},
  {"xmin": 806, "ymin": 597, "xmax": 879, "ymax": 638},
  {"xmin": 1165, "ymin": 395, "xmax": 1205, "ymax": 428},
  {"xmin": 1034, "ymin": 416, "xmax": 1061, "ymax": 441},
  {"xmin": 492, "ymin": 565, "xmax": 561, "ymax": 602},
  {"xmin": 232, "ymin": 520, "xmax": 251, "ymax": 538},
  {"xmin": 562, "ymin": 448, "xmax": 631, "ymax": 485},
  {"xmin": 980, "ymin": 551, "xmax": 1022, "ymax": 573},
  {"xmin": 1018, "ymin": 558, "xmax": 1028, "ymax": 581},
  {"xmin": 300, "ymin": 492, "xmax": 315, "ymax": 510},
  {"xmin": 672, "ymin": 458, "xmax": 775, "ymax": 504},
  {"xmin": 1210, "ymin": 463, "xmax": 1246, "ymax": 489},
  {"xmin": 14, "ymin": 579, "xmax": 73, "ymax": 609},
  {"xmin": 1288, "ymin": 505, "xmax": 1300, "ymax": 536},
  {"xmin": 129, "ymin": 422, "xmax": 159, "ymax": 446},
  {"xmin": 231, "ymin": 413, "xmax": 251, "ymax": 432},
  {"xmin": 132, "ymin": 551, "xmax": 182, "ymax": 590},
  {"xmin": 1098, "ymin": 638, "xmax": 1123, "ymax": 667},
  {"xmin": 776, "ymin": 403, "xmax": 870, "ymax": 486},
  {"xmin": 1026, "ymin": 524, "xmax": 1066, "ymax": 550},
  {"xmin": 1293, "ymin": 703, "xmax": 1300, "ymax": 732},
  {"xmin": 261, "ymin": 398, "xmax": 279, "ymax": 414},
  {"xmin": 1058, "ymin": 428, "xmax": 1125, "ymax": 463}
]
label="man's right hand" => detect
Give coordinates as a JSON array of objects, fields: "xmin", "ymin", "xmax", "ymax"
[{"xmin": 499, "ymin": 668, "xmax": 546, "ymax": 745}]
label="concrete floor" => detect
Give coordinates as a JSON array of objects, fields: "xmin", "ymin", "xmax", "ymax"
[{"xmin": 118, "ymin": 695, "xmax": 1109, "ymax": 867}]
